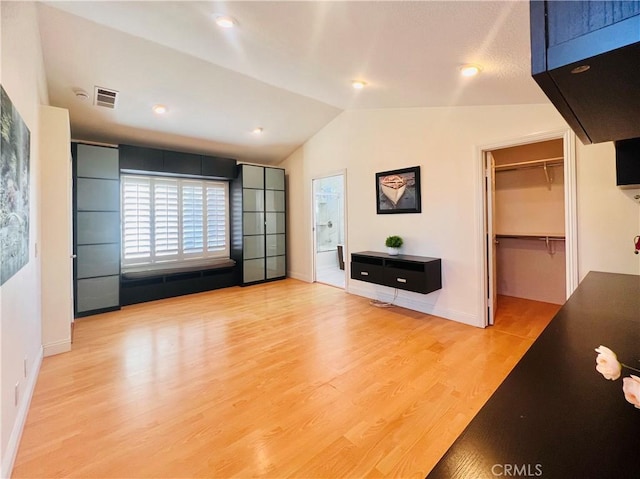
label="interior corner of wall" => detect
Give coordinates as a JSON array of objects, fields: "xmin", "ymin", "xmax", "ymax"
[
  {"xmin": 0, "ymin": 345, "xmax": 43, "ymax": 479},
  {"xmin": 43, "ymin": 339, "xmax": 71, "ymax": 357}
]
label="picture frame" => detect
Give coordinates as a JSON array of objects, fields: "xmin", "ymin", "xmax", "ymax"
[
  {"xmin": 375, "ymin": 166, "xmax": 421, "ymax": 214},
  {"xmin": 1, "ymin": 85, "xmax": 31, "ymax": 285}
]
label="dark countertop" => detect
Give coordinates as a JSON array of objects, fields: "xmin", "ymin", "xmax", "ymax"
[{"xmin": 427, "ymin": 271, "xmax": 640, "ymax": 479}]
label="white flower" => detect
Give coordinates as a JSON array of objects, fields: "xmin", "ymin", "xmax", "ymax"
[
  {"xmin": 595, "ymin": 345, "xmax": 622, "ymax": 380},
  {"xmin": 622, "ymin": 375, "xmax": 640, "ymax": 409}
]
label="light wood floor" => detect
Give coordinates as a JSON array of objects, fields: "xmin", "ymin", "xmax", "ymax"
[{"xmin": 12, "ymin": 281, "xmax": 560, "ymax": 478}]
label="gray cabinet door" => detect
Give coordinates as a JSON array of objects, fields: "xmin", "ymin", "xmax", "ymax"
[
  {"xmin": 74, "ymin": 143, "xmax": 120, "ymax": 316},
  {"xmin": 241, "ymin": 165, "xmax": 286, "ymax": 284},
  {"xmin": 265, "ymin": 167, "xmax": 285, "ymax": 190},
  {"xmin": 76, "ymin": 143, "xmax": 120, "ymax": 179},
  {"xmin": 243, "ymin": 165, "xmax": 264, "ymax": 189}
]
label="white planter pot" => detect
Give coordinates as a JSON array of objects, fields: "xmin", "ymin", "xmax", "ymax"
[{"xmin": 387, "ymin": 247, "xmax": 400, "ymax": 256}]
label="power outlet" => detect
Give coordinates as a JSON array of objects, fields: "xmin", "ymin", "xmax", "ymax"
[
  {"xmin": 24, "ymin": 357, "xmax": 28, "ymax": 378},
  {"xmin": 14, "ymin": 382, "xmax": 19, "ymax": 407}
]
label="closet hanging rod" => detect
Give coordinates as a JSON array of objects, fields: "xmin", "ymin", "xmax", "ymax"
[
  {"xmin": 495, "ymin": 234, "xmax": 565, "ymax": 241},
  {"xmin": 494, "ymin": 156, "xmax": 564, "ymax": 171}
]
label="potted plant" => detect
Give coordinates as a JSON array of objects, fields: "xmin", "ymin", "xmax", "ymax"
[{"xmin": 385, "ymin": 235, "xmax": 403, "ymax": 256}]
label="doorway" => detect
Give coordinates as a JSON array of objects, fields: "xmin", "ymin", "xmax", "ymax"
[
  {"xmin": 480, "ymin": 130, "xmax": 578, "ymax": 326},
  {"xmin": 313, "ymin": 173, "xmax": 346, "ymax": 288}
]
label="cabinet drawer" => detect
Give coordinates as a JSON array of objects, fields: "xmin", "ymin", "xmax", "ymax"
[
  {"xmin": 384, "ymin": 268, "xmax": 428, "ymax": 293},
  {"xmin": 351, "ymin": 262, "xmax": 384, "ymax": 284}
]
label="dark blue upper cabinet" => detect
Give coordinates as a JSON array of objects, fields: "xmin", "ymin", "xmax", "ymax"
[
  {"xmin": 163, "ymin": 151, "xmax": 202, "ymax": 175},
  {"xmin": 119, "ymin": 144, "xmax": 237, "ymax": 178},
  {"xmin": 530, "ymin": 1, "xmax": 640, "ymax": 144},
  {"xmin": 119, "ymin": 144, "xmax": 163, "ymax": 171},
  {"xmin": 202, "ymin": 155, "xmax": 238, "ymax": 179}
]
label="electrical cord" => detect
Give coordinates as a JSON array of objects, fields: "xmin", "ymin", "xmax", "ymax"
[{"xmin": 369, "ymin": 288, "xmax": 399, "ymax": 308}]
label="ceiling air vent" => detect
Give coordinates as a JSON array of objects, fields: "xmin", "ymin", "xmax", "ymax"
[{"xmin": 94, "ymin": 86, "xmax": 118, "ymax": 109}]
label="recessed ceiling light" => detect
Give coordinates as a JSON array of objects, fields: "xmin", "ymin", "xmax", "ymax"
[
  {"xmin": 152, "ymin": 104, "xmax": 168, "ymax": 115},
  {"xmin": 215, "ymin": 15, "xmax": 237, "ymax": 28},
  {"xmin": 460, "ymin": 64, "xmax": 482, "ymax": 77},
  {"xmin": 252, "ymin": 127, "xmax": 263, "ymax": 135},
  {"xmin": 352, "ymin": 80, "xmax": 367, "ymax": 90}
]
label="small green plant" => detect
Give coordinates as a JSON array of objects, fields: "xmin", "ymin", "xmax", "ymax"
[{"xmin": 385, "ymin": 235, "xmax": 403, "ymax": 248}]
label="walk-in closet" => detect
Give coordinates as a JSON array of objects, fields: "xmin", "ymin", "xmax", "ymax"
[{"xmin": 491, "ymin": 139, "xmax": 566, "ymax": 307}]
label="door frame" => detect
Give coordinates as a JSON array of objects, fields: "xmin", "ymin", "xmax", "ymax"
[
  {"xmin": 311, "ymin": 170, "xmax": 348, "ymax": 286},
  {"xmin": 485, "ymin": 151, "xmax": 497, "ymax": 325},
  {"xmin": 477, "ymin": 128, "xmax": 578, "ymax": 327}
]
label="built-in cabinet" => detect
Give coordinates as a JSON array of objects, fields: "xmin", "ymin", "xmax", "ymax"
[
  {"xmin": 72, "ymin": 143, "xmax": 285, "ymax": 310},
  {"xmin": 240, "ymin": 164, "xmax": 286, "ymax": 284},
  {"xmin": 72, "ymin": 143, "xmax": 121, "ymax": 317},
  {"xmin": 530, "ymin": 1, "xmax": 640, "ymax": 144},
  {"xmin": 530, "ymin": 1, "xmax": 640, "ymax": 189},
  {"xmin": 615, "ymin": 137, "xmax": 640, "ymax": 187},
  {"xmin": 119, "ymin": 144, "xmax": 237, "ymax": 178},
  {"xmin": 118, "ymin": 144, "xmax": 240, "ymax": 305}
]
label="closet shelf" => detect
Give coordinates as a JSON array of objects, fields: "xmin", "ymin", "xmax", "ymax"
[
  {"xmin": 494, "ymin": 156, "xmax": 564, "ymax": 172},
  {"xmin": 495, "ymin": 156, "xmax": 564, "ymax": 190}
]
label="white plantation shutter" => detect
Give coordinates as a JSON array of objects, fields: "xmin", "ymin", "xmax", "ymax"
[
  {"xmin": 154, "ymin": 180, "xmax": 180, "ymax": 257},
  {"xmin": 207, "ymin": 183, "xmax": 227, "ymax": 252},
  {"xmin": 122, "ymin": 176, "xmax": 151, "ymax": 261},
  {"xmin": 122, "ymin": 174, "xmax": 229, "ymax": 268},
  {"xmin": 182, "ymin": 182, "xmax": 204, "ymax": 254}
]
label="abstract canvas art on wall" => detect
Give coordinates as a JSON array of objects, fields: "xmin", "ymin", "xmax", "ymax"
[{"xmin": 1, "ymin": 85, "xmax": 31, "ymax": 285}]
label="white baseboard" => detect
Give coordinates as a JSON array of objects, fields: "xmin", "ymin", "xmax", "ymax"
[
  {"xmin": 347, "ymin": 283, "xmax": 481, "ymax": 328},
  {"xmin": 287, "ymin": 270, "xmax": 312, "ymax": 283},
  {"xmin": 43, "ymin": 338, "xmax": 71, "ymax": 357},
  {"xmin": 1, "ymin": 346, "xmax": 43, "ymax": 479}
]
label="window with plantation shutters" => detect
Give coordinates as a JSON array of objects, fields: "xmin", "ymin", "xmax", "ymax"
[
  {"xmin": 154, "ymin": 180, "xmax": 179, "ymax": 257},
  {"xmin": 181, "ymin": 182, "xmax": 204, "ymax": 254},
  {"xmin": 122, "ymin": 176, "xmax": 151, "ymax": 261},
  {"xmin": 121, "ymin": 174, "xmax": 229, "ymax": 269},
  {"xmin": 207, "ymin": 184, "xmax": 227, "ymax": 252}
]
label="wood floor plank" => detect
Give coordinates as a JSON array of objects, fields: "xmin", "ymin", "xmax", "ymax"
[{"xmin": 12, "ymin": 281, "xmax": 556, "ymax": 478}]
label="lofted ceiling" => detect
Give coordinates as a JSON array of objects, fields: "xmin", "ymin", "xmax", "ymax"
[{"xmin": 38, "ymin": 0, "xmax": 547, "ymax": 165}]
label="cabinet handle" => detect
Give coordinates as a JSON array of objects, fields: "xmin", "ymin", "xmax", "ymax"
[
  {"xmin": 360, "ymin": 271, "xmax": 369, "ymax": 276},
  {"xmin": 396, "ymin": 278, "xmax": 407, "ymax": 283}
]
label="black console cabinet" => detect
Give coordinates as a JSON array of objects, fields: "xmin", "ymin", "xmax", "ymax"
[{"xmin": 350, "ymin": 251, "xmax": 441, "ymax": 294}]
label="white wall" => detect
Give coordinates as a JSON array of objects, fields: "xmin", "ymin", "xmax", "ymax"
[
  {"xmin": 496, "ymin": 238, "xmax": 566, "ymax": 304},
  {"xmin": 1, "ymin": 2, "xmax": 49, "ymax": 476},
  {"xmin": 280, "ymin": 104, "xmax": 640, "ymax": 327},
  {"xmin": 576, "ymin": 141, "xmax": 640, "ymax": 278},
  {"xmin": 283, "ymin": 147, "xmax": 309, "ymax": 281},
  {"xmin": 40, "ymin": 106, "xmax": 72, "ymax": 357}
]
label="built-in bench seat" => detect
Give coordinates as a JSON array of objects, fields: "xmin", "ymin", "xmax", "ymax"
[
  {"xmin": 120, "ymin": 258, "xmax": 240, "ymax": 305},
  {"xmin": 121, "ymin": 258, "xmax": 236, "ymax": 280}
]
